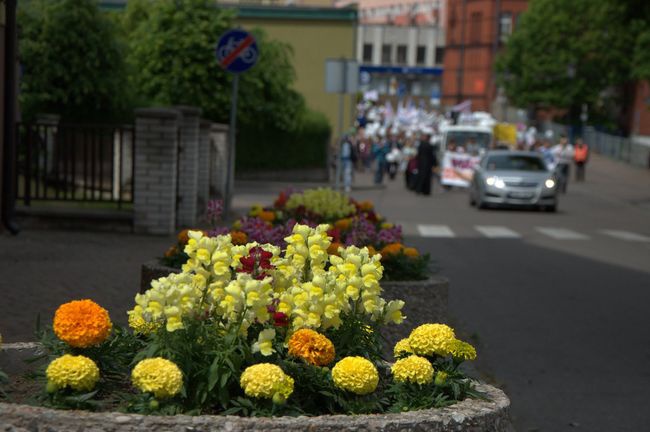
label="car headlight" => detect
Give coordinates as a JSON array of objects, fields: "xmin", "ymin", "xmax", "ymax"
[
  {"xmin": 545, "ymin": 178, "xmax": 556, "ymax": 189},
  {"xmin": 486, "ymin": 176, "xmax": 505, "ymax": 188}
]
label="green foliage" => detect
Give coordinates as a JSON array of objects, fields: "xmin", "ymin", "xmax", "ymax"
[
  {"xmin": 123, "ymin": 0, "xmax": 328, "ymax": 169},
  {"xmin": 325, "ymin": 313, "xmax": 384, "ymax": 362},
  {"xmin": 132, "ymin": 318, "xmax": 251, "ymax": 414},
  {"xmin": 18, "ymin": 0, "xmax": 129, "ymax": 122},
  {"xmin": 632, "ymin": 30, "xmax": 650, "ymax": 81},
  {"xmin": 381, "ymin": 252, "xmax": 431, "ymax": 282},
  {"xmin": 496, "ymin": 0, "xmax": 634, "ymax": 116},
  {"xmin": 124, "ymin": 0, "xmax": 306, "ymax": 129},
  {"xmin": 31, "ymin": 323, "xmax": 142, "ymax": 411},
  {"xmin": 238, "ymin": 108, "xmax": 331, "ymax": 171}
]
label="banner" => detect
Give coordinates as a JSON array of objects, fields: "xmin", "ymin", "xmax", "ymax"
[{"xmin": 440, "ymin": 152, "xmax": 480, "ymax": 188}]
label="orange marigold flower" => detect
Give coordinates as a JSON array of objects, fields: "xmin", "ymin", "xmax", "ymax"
[
  {"xmin": 334, "ymin": 218, "xmax": 352, "ymax": 231},
  {"xmin": 53, "ymin": 300, "xmax": 112, "ymax": 348},
  {"xmin": 258, "ymin": 210, "xmax": 276, "ymax": 223},
  {"xmin": 288, "ymin": 329, "xmax": 336, "ymax": 366},
  {"xmin": 403, "ymin": 247, "xmax": 419, "ymax": 257},
  {"xmin": 327, "ymin": 242, "xmax": 343, "ymax": 256},
  {"xmin": 177, "ymin": 229, "xmax": 191, "ymax": 245},
  {"xmin": 164, "ymin": 246, "xmax": 179, "ymax": 258},
  {"xmin": 358, "ymin": 201, "xmax": 374, "ymax": 212},
  {"xmin": 380, "ymin": 243, "xmax": 404, "ymax": 258},
  {"xmin": 230, "ymin": 230, "xmax": 248, "ymax": 245}
]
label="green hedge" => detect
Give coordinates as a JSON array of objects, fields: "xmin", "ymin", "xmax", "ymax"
[{"xmin": 236, "ymin": 108, "xmax": 331, "ymax": 171}]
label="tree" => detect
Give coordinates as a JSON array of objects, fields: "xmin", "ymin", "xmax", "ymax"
[
  {"xmin": 496, "ymin": 0, "xmax": 633, "ymax": 124},
  {"xmin": 124, "ymin": 0, "xmax": 305, "ymax": 131},
  {"xmin": 18, "ymin": 0, "xmax": 128, "ymax": 122}
]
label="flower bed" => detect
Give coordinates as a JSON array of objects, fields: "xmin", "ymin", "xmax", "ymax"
[
  {"xmin": 161, "ymin": 189, "xmax": 431, "ymax": 282},
  {"xmin": 0, "ymin": 225, "xmax": 492, "ymax": 420}
]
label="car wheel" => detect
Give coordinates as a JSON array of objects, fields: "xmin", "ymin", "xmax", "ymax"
[
  {"xmin": 469, "ymin": 189, "xmax": 476, "ymax": 207},
  {"xmin": 545, "ymin": 203, "xmax": 557, "ymax": 213}
]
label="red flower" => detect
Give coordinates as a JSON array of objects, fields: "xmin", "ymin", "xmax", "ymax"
[
  {"xmin": 274, "ymin": 191, "xmax": 289, "ymax": 209},
  {"xmin": 327, "ymin": 228, "xmax": 341, "ymax": 243},
  {"xmin": 273, "ymin": 312, "xmax": 289, "ymax": 327},
  {"xmin": 239, "ymin": 247, "xmax": 274, "ymax": 279}
]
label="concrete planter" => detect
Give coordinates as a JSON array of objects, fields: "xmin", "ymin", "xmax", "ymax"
[
  {"xmin": 140, "ymin": 260, "xmax": 180, "ymax": 293},
  {"xmin": 380, "ymin": 276, "xmax": 449, "ymax": 351},
  {"xmin": 0, "ymin": 382, "xmax": 510, "ymax": 432}
]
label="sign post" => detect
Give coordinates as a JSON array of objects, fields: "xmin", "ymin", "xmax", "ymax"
[
  {"xmin": 325, "ymin": 59, "xmax": 358, "ymax": 191},
  {"xmin": 216, "ymin": 29, "xmax": 258, "ymax": 217}
]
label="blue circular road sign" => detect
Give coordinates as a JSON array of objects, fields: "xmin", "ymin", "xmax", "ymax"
[{"xmin": 216, "ymin": 29, "xmax": 259, "ymax": 74}]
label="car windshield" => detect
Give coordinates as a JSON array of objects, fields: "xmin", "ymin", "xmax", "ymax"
[
  {"xmin": 445, "ymin": 131, "xmax": 492, "ymax": 154},
  {"xmin": 486, "ymin": 154, "xmax": 547, "ymax": 172}
]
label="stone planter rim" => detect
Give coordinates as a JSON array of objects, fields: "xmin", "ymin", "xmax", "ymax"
[{"xmin": 0, "ymin": 382, "xmax": 508, "ymax": 430}]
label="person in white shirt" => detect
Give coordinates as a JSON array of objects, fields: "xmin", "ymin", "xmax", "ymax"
[{"xmin": 551, "ymin": 135, "xmax": 574, "ymax": 193}]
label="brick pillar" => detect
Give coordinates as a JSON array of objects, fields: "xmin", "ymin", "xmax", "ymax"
[
  {"xmin": 210, "ymin": 123, "xmax": 229, "ymax": 199},
  {"xmin": 133, "ymin": 108, "xmax": 179, "ymax": 235},
  {"xmin": 175, "ymin": 106, "xmax": 201, "ymax": 227},
  {"xmin": 197, "ymin": 119, "xmax": 211, "ymax": 216}
]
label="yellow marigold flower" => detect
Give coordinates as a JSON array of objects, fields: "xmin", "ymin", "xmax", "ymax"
[
  {"xmin": 380, "ymin": 243, "xmax": 404, "ymax": 258},
  {"xmin": 393, "ymin": 338, "xmax": 412, "ymax": 358},
  {"xmin": 287, "ymin": 328, "xmax": 336, "ymax": 366},
  {"xmin": 46, "ymin": 355, "xmax": 99, "ymax": 392},
  {"xmin": 408, "ymin": 323, "xmax": 456, "ymax": 357},
  {"xmin": 403, "ymin": 247, "xmax": 419, "ymax": 258},
  {"xmin": 132, "ymin": 358, "xmax": 183, "ymax": 399},
  {"xmin": 240, "ymin": 363, "xmax": 294, "ymax": 403},
  {"xmin": 230, "ymin": 230, "xmax": 248, "ymax": 246},
  {"xmin": 258, "ymin": 210, "xmax": 276, "ymax": 223},
  {"xmin": 53, "ymin": 299, "xmax": 112, "ymax": 348},
  {"xmin": 391, "ymin": 355, "xmax": 434, "ymax": 385},
  {"xmin": 446, "ymin": 339, "xmax": 477, "ymax": 361},
  {"xmin": 331, "ymin": 356, "xmax": 379, "ymax": 395}
]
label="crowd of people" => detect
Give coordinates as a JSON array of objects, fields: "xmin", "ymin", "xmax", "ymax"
[{"xmin": 337, "ymin": 99, "xmax": 590, "ymax": 195}]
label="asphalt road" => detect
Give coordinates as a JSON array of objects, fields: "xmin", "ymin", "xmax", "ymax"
[{"xmin": 348, "ymin": 155, "xmax": 650, "ymax": 432}]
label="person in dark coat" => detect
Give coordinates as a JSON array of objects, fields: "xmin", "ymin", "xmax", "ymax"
[{"xmin": 414, "ymin": 133, "xmax": 437, "ymax": 195}]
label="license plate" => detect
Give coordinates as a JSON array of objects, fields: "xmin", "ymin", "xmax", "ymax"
[{"xmin": 509, "ymin": 192, "xmax": 533, "ymax": 199}]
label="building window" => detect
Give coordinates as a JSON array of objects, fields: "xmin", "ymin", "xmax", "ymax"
[
  {"xmin": 416, "ymin": 46, "xmax": 426, "ymax": 65},
  {"xmin": 396, "ymin": 45, "xmax": 407, "ymax": 65},
  {"xmin": 435, "ymin": 47, "xmax": 444, "ymax": 64},
  {"xmin": 499, "ymin": 12, "xmax": 513, "ymax": 43},
  {"xmin": 469, "ymin": 12, "xmax": 482, "ymax": 44},
  {"xmin": 381, "ymin": 44, "xmax": 391, "ymax": 64},
  {"xmin": 362, "ymin": 44, "xmax": 373, "ymax": 63}
]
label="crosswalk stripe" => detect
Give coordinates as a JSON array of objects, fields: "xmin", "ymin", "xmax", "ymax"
[
  {"xmin": 475, "ymin": 225, "xmax": 521, "ymax": 238},
  {"xmin": 417, "ymin": 224, "xmax": 455, "ymax": 238},
  {"xmin": 535, "ymin": 227, "xmax": 589, "ymax": 240},
  {"xmin": 600, "ymin": 230, "xmax": 650, "ymax": 242}
]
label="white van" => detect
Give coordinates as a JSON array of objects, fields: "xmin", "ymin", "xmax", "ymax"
[{"xmin": 438, "ymin": 125, "xmax": 494, "ymax": 188}]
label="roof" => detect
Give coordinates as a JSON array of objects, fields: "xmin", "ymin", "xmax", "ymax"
[{"xmin": 99, "ymin": 1, "xmax": 358, "ymax": 21}]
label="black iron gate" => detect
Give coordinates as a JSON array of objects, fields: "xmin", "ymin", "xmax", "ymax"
[{"xmin": 15, "ymin": 123, "xmax": 135, "ymax": 208}]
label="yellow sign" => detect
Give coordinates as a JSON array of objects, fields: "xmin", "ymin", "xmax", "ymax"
[{"xmin": 493, "ymin": 123, "xmax": 517, "ymax": 146}]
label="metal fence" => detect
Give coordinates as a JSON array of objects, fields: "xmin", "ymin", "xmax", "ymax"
[
  {"xmin": 15, "ymin": 123, "xmax": 135, "ymax": 207},
  {"xmin": 545, "ymin": 122, "xmax": 650, "ymax": 168}
]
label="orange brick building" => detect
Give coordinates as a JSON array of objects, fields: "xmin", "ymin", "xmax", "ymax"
[{"xmin": 441, "ymin": 0, "xmax": 528, "ymax": 111}]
